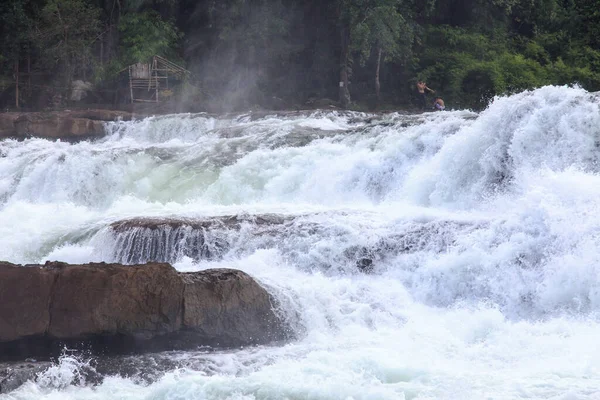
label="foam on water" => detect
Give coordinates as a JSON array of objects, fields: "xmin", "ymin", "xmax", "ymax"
[{"xmin": 2, "ymin": 86, "xmax": 600, "ymax": 399}]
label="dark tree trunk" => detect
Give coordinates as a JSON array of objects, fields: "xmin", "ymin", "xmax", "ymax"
[
  {"xmin": 14, "ymin": 59, "xmax": 19, "ymax": 109},
  {"xmin": 375, "ymin": 46, "xmax": 382, "ymax": 105},
  {"xmin": 27, "ymin": 55, "xmax": 31, "ymax": 97},
  {"xmin": 339, "ymin": 26, "xmax": 351, "ymax": 108}
]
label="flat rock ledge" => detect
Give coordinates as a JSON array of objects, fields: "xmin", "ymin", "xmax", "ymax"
[
  {"xmin": 0, "ymin": 261, "xmax": 290, "ymax": 361},
  {"xmin": 0, "ymin": 110, "xmax": 135, "ymax": 141}
]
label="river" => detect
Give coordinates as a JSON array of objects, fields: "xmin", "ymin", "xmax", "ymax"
[{"xmin": 1, "ymin": 86, "xmax": 599, "ymax": 399}]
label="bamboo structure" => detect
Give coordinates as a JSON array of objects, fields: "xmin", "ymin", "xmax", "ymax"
[{"xmin": 123, "ymin": 56, "xmax": 190, "ymax": 103}]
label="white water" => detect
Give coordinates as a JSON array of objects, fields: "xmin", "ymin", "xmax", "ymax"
[{"xmin": 2, "ymin": 86, "xmax": 600, "ymax": 399}]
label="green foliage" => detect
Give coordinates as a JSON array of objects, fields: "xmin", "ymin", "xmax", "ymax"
[
  {"xmin": 35, "ymin": 0, "xmax": 101, "ymax": 86},
  {"xmin": 123, "ymin": 0, "xmax": 179, "ymax": 12},
  {"xmin": 118, "ymin": 10, "xmax": 182, "ymax": 65},
  {"xmin": 209, "ymin": 0, "xmax": 293, "ymax": 64},
  {"xmin": 0, "ymin": 0, "xmax": 32, "ymax": 60},
  {"xmin": 350, "ymin": 0, "xmax": 413, "ymax": 65},
  {"xmin": 414, "ymin": 22, "xmax": 600, "ymax": 109},
  {"xmin": 1, "ymin": 0, "xmax": 599, "ymax": 110}
]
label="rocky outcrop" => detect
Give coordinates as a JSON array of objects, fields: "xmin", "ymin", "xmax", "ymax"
[
  {"xmin": 0, "ymin": 361, "xmax": 52, "ymax": 394},
  {"xmin": 0, "ymin": 262, "xmax": 289, "ymax": 361},
  {"xmin": 0, "ymin": 110, "xmax": 134, "ymax": 141},
  {"xmin": 48, "ymin": 262, "xmax": 183, "ymax": 340},
  {"xmin": 109, "ymin": 215, "xmax": 291, "ymax": 264},
  {"xmin": 110, "ymin": 214, "xmax": 289, "ymax": 232},
  {"xmin": 0, "ymin": 265, "xmax": 56, "ymax": 342},
  {"xmin": 344, "ymin": 220, "xmax": 485, "ymax": 273},
  {"xmin": 181, "ymin": 269, "xmax": 284, "ymax": 346}
]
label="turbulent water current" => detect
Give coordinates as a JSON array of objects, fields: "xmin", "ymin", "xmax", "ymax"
[{"xmin": 2, "ymin": 86, "xmax": 600, "ymax": 399}]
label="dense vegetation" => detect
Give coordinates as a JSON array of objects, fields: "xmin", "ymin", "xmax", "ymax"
[{"xmin": 1, "ymin": 0, "xmax": 599, "ymax": 111}]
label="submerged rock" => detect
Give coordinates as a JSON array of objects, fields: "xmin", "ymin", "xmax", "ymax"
[
  {"xmin": 110, "ymin": 214, "xmax": 288, "ymax": 232},
  {"xmin": 0, "ymin": 262, "xmax": 290, "ymax": 361},
  {"xmin": 109, "ymin": 214, "xmax": 290, "ymax": 264},
  {"xmin": 344, "ymin": 220, "xmax": 485, "ymax": 273},
  {"xmin": 0, "ymin": 361, "xmax": 52, "ymax": 394}
]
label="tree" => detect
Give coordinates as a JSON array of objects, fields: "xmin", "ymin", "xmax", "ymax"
[
  {"xmin": 336, "ymin": 0, "xmax": 355, "ymax": 107},
  {"xmin": 35, "ymin": 0, "xmax": 101, "ymax": 98},
  {"xmin": 336, "ymin": 0, "xmax": 412, "ymax": 107},
  {"xmin": 350, "ymin": 0, "xmax": 412, "ymax": 102},
  {"xmin": 118, "ymin": 10, "xmax": 182, "ymax": 65},
  {"xmin": 0, "ymin": 0, "xmax": 34, "ymax": 108}
]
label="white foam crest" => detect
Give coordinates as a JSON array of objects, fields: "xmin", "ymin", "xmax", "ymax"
[
  {"xmin": 201, "ymin": 112, "xmax": 471, "ymax": 206},
  {"xmin": 402, "ymin": 86, "xmax": 600, "ymax": 207},
  {"xmin": 104, "ymin": 110, "xmax": 369, "ymax": 144},
  {"xmin": 156, "ymin": 251, "xmax": 600, "ymax": 398},
  {"xmin": 2, "ymin": 89, "xmax": 599, "ymax": 210},
  {"xmin": 4, "ymin": 88, "xmax": 600, "ymax": 399},
  {"xmin": 7, "ymin": 289, "xmax": 600, "ymax": 399},
  {"xmin": 35, "ymin": 356, "xmax": 93, "ymax": 390},
  {"xmin": 104, "ymin": 113, "xmax": 220, "ymax": 143},
  {"xmin": 0, "ymin": 111, "xmax": 380, "ymax": 207}
]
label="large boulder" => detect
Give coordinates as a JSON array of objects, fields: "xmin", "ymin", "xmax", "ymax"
[
  {"xmin": 0, "ymin": 265, "xmax": 57, "ymax": 342},
  {"xmin": 182, "ymin": 269, "xmax": 284, "ymax": 346},
  {"xmin": 0, "ymin": 262, "xmax": 289, "ymax": 361},
  {"xmin": 48, "ymin": 262, "xmax": 183, "ymax": 339}
]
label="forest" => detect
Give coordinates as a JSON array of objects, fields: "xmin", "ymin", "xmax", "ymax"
[{"xmin": 1, "ymin": 0, "xmax": 599, "ymax": 112}]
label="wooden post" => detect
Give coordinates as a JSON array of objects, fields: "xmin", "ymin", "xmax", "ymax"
[
  {"xmin": 15, "ymin": 59, "xmax": 19, "ymax": 109},
  {"xmin": 129, "ymin": 65, "xmax": 134, "ymax": 103},
  {"xmin": 375, "ymin": 47, "xmax": 382, "ymax": 104},
  {"xmin": 154, "ymin": 58, "xmax": 159, "ymax": 103},
  {"xmin": 27, "ymin": 55, "xmax": 31, "ymax": 95}
]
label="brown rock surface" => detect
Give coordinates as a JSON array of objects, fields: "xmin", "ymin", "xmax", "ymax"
[
  {"xmin": 0, "ymin": 110, "xmax": 135, "ymax": 140},
  {"xmin": 110, "ymin": 214, "xmax": 289, "ymax": 232},
  {"xmin": 0, "ymin": 261, "xmax": 289, "ymax": 360},
  {"xmin": 0, "ymin": 265, "xmax": 57, "ymax": 342},
  {"xmin": 13, "ymin": 114, "xmax": 105, "ymax": 139},
  {"xmin": 48, "ymin": 262, "xmax": 183, "ymax": 339},
  {"xmin": 182, "ymin": 269, "xmax": 284, "ymax": 346},
  {"xmin": 108, "ymin": 215, "xmax": 293, "ymax": 264},
  {"xmin": 0, "ymin": 113, "xmax": 20, "ymax": 138}
]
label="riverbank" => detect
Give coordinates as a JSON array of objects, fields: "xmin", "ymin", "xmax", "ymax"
[
  {"xmin": 0, "ymin": 106, "xmax": 394, "ymax": 142},
  {"xmin": 0, "ymin": 110, "xmax": 139, "ymax": 141}
]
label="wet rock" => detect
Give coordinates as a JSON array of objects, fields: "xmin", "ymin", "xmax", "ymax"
[
  {"xmin": 182, "ymin": 269, "xmax": 287, "ymax": 346},
  {"xmin": 110, "ymin": 214, "xmax": 288, "ymax": 232},
  {"xmin": 0, "ymin": 265, "xmax": 57, "ymax": 342},
  {"xmin": 0, "ymin": 110, "xmax": 135, "ymax": 141},
  {"xmin": 47, "ymin": 262, "xmax": 183, "ymax": 340},
  {"xmin": 0, "ymin": 261, "xmax": 289, "ymax": 361},
  {"xmin": 109, "ymin": 214, "xmax": 290, "ymax": 264},
  {"xmin": 0, "ymin": 361, "xmax": 52, "ymax": 394},
  {"xmin": 345, "ymin": 221, "xmax": 484, "ymax": 272},
  {"xmin": 0, "ymin": 113, "xmax": 20, "ymax": 138}
]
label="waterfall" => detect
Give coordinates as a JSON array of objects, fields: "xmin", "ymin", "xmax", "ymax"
[{"xmin": 1, "ymin": 86, "xmax": 599, "ymax": 399}]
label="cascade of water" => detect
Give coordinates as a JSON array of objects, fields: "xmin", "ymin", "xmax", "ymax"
[{"xmin": 2, "ymin": 86, "xmax": 600, "ymax": 399}]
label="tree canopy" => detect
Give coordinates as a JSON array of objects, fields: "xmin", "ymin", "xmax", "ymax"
[{"xmin": 0, "ymin": 0, "xmax": 598, "ymax": 111}]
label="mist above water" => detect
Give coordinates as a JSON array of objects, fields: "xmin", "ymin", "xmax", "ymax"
[{"xmin": 1, "ymin": 86, "xmax": 600, "ymax": 399}]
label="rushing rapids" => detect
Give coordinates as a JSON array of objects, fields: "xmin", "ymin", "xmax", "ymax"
[{"xmin": 1, "ymin": 86, "xmax": 600, "ymax": 399}]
